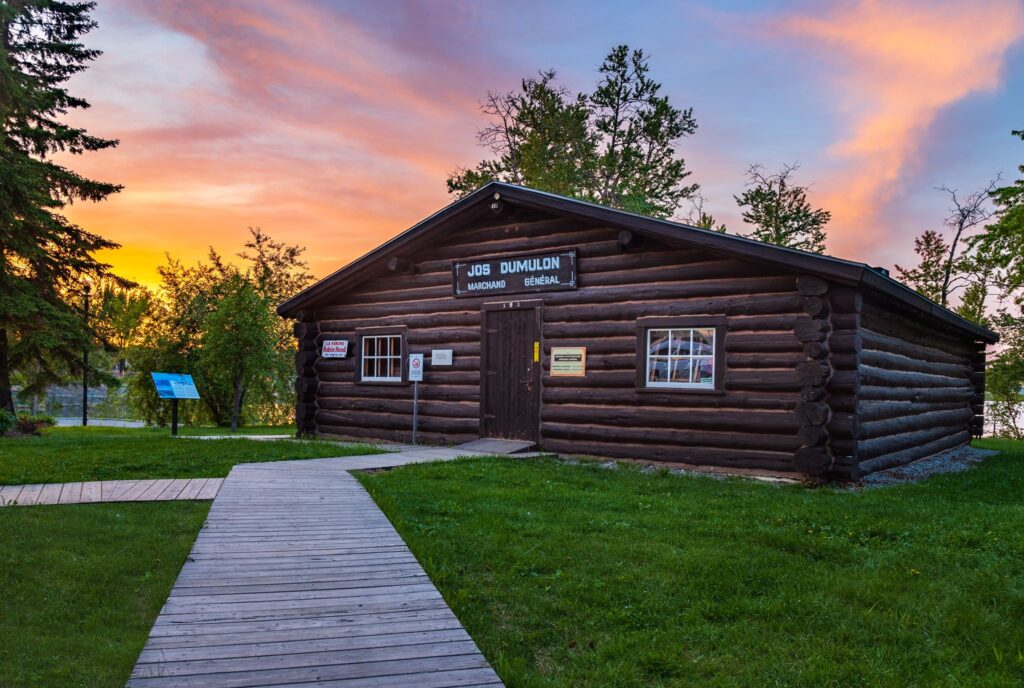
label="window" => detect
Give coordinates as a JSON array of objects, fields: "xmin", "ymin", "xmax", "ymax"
[
  {"xmin": 636, "ymin": 319, "xmax": 723, "ymax": 391},
  {"xmin": 360, "ymin": 332, "xmax": 403, "ymax": 383}
]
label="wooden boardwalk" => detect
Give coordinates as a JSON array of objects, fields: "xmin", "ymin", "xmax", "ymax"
[
  {"xmin": 0, "ymin": 478, "xmax": 223, "ymax": 507},
  {"xmin": 128, "ymin": 450, "xmax": 504, "ymax": 687}
]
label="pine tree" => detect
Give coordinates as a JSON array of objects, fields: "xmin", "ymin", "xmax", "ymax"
[
  {"xmin": 735, "ymin": 163, "xmax": 830, "ymax": 253},
  {"xmin": 0, "ymin": 1, "xmax": 122, "ymax": 413},
  {"xmin": 448, "ymin": 45, "xmax": 698, "ymax": 218},
  {"xmin": 895, "ymin": 230, "xmax": 948, "ymax": 303}
]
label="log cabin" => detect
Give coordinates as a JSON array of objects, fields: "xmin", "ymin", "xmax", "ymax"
[{"xmin": 277, "ymin": 182, "xmax": 997, "ymax": 481}]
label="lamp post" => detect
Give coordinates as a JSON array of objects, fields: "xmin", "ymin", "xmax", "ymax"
[{"xmin": 82, "ymin": 281, "xmax": 91, "ymax": 427}]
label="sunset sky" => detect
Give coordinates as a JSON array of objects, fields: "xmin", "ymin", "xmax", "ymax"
[{"xmin": 60, "ymin": 0, "xmax": 1024, "ymax": 291}]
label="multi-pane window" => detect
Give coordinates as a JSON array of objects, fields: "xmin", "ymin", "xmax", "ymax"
[
  {"xmin": 361, "ymin": 334, "xmax": 402, "ymax": 382},
  {"xmin": 645, "ymin": 328, "xmax": 715, "ymax": 389}
]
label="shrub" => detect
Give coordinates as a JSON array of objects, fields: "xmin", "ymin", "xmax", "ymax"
[
  {"xmin": 0, "ymin": 409, "xmax": 14, "ymax": 435},
  {"xmin": 14, "ymin": 414, "xmax": 55, "ymax": 436}
]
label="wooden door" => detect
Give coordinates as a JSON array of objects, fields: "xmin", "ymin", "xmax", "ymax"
[{"xmin": 481, "ymin": 303, "xmax": 540, "ymax": 442}]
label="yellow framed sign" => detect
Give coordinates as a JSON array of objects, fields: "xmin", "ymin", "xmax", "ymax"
[{"xmin": 550, "ymin": 346, "xmax": 586, "ymax": 377}]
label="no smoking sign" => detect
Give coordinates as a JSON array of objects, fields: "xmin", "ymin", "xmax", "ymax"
[{"xmin": 408, "ymin": 353, "xmax": 424, "ymax": 382}]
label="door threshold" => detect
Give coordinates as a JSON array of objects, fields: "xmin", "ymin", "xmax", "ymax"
[{"xmin": 457, "ymin": 438, "xmax": 537, "ymax": 455}]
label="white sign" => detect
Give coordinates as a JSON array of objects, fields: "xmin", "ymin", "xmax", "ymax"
[
  {"xmin": 408, "ymin": 353, "xmax": 424, "ymax": 382},
  {"xmin": 431, "ymin": 349, "xmax": 453, "ymax": 366},
  {"xmin": 321, "ymin": 340, "xmax": 348, "ymax": 358}
]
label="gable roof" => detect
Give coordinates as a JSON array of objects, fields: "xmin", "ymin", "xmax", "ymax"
[{"xmin": 279, "ymin": 181, "xmax": 997, "ymax": 343}]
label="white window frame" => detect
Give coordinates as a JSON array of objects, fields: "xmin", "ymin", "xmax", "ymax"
[
  {"xmin": 645, "ymin": 327, "xmax": 716, "ymax": 389},
  {"xmin": 360, "ymin": 333, "xmax": 403, "ymax": 383}
]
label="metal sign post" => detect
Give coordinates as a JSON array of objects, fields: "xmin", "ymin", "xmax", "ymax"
[{"xmin": 408, "ymin": 353, "xmax": 424, "ymax": 444}]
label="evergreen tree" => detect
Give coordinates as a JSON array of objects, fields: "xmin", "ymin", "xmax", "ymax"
[
  {"xmin": 734, "ymin": 163, "xmax": 830, "ymax": 253},
  {"xmin": 0, "ymin": 1, "xmax": 121, "ymax": 413},
  {"xmin": 448, "ymin": 45, "xmax": 698, "ymax": 218},
  {"xmin": 895, "ymin": 230, "xmax": 948, "ymax": 303}
]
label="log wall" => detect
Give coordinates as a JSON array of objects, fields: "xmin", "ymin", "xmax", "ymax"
[
  {"xmin": 307, "ymin": 213, "xmax": 811, "ymax": 474},
  {"xmin": 855, "ymin": 294, "xmax": 985, "ymax": 474}
]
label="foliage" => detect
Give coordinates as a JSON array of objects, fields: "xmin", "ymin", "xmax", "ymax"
[
  {"xmin": 971, "ymin": 130, "xmax": 1024, "ymax": 301},
  {"xmin": 12, "ymin": 412, "xmax": 54, "ymax": 435},
  {"xmin": 897, "ymin": 182, "xmax": 998, "ymax": 321},
  {"xmin": 0, "ymin": 1, "xmax": 123, "ymax": 414},
  {"xmin": 0, "ymin": 426, "xmax": 381, "ymax": 484},
  {"xmin": 127, "ymin": 228, "xmax": 311, "ymax": 427},
  {"xmin": 197, "ymin": 277, "xmax": 279, "ymax": 431},
  {"xmin": 448, "ymin": 45, "xmax": 699, "ymax": 218},
  {"xmin": 685, "ymin": 193, "xmax": 727, "ymax": 232},
  {"xmin": 0, "ymin": 408, "xmax": 13, "ymax": 435},
  {"xmin": 895, "ymin": 230, "xmax": 947, "ymax": 303},
  {"xmin": 0, "ymin": 501, "xmax": 208, "ymax": 688},
  {"xmin": 360, "ymin": 445, "xmax": 1024, "ymax": 686},
  {"xmin": 734, "ymin": 163, "xmax": 830, "ymax": 253}
]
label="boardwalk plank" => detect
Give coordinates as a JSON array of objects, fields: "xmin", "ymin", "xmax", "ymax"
[{"xmin": 129, "ymin": 449, "xmax": 502, "ymax": 686}]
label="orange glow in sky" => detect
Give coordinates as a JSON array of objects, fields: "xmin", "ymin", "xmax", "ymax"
[{"xmin": 58, "ymin": 0, "xmax": 1024, "ymax": 291}]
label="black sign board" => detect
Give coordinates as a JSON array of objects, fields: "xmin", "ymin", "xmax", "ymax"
[{"xmin": 452, "ymin": 250, "xmax": 577, "ymax": 298}]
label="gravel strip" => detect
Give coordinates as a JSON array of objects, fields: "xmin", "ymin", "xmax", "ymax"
[{"xmin": 860, "ymin": 444, "xmax": 1000, "ymax": 487}]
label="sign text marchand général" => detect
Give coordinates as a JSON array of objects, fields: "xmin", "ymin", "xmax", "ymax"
[{"xmin": 452, "ymin": 250, "xmax": 576, "ymax": 298}]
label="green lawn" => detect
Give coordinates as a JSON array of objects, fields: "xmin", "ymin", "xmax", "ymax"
[
  {"xmin": 0, "ymin": 501, "xmax": 209, "ymax": 688},
  {"xmin": 359, "ymin": 438, "xmax": 1024, "ymax": 687},
  {"xmin": 0, "ymin": 427, "xmax": 381, "ymax": 484}
]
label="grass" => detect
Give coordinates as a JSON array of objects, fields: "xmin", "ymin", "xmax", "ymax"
[
  {"xmin": 0, "ymin": 501, "xmax": 209, "ymax": 688},
  {"xmin": 359, "ymin": 438, "xmax": 1024, "ymax": 687},
  {"xmin": 0, "ymin": 427, "xmax": 381, "ymax": 484}
]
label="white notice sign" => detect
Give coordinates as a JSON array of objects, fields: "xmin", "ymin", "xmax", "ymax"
[
  {"xmin": 431, "ymin": 349, "xmax": 453, "ymax": 366},
  {"xmin": 321, "ymin": 340, "xmax": 348, "ymax": 358},
  {"xmin": 408, "ymin": 353, "xmax": 424, "ymax": 382}
]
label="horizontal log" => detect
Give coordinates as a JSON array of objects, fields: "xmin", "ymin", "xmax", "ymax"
[
  {"xmin": 828, "ymin": 331, "xmax": 859, "ymax": 354},
  {"xmin": 830, "ymin": 312, "xmax": 859, "ymax": 330},
  {"xmin": 543, "ymin": 292, "xmax": 804, "ymax": 324},
  {"xmin": 828, "ymin": 287, "xmax": 862, "ymax": 314},
  {"xmin": 804, "ymin": 341, "xmax": 828, "ymax": 359},
  {"xmin": 797, "ymin": 425, "xmax": 828, "ymax": 446},
  {"xmin": 315, "ymin": 409, "xmax": 478, "ymax": 435},
  {"xmin": 858, "ymin": 424, "xmax": 968, "ymax": 461},
  {"xmin": 858, "ymin": 400, "xmax": 969, "ymax": 423},
  {"xmin": 796, "ymin": 360, "xmax": 831, "ymax": 386},
  {"xmin": 859, "ymin": 407, "xmax": 973, "ymax": 441},
  {"xmin": 861, "ymin": 304, "xmax": 976, "ymax": 358},
  {"xmin": 794, "ymin": 318, "xmax": 831, "ymax": 343},
  {"xmin": 797, "ymin": 276, "xmax": 828, "ymax": 296},
  {"xmin": 859, "ymin": 365, "xmax": 972, "ymax": 389},
  {"xmin": 794, "ymin": 446, "xmax": 831, "ymax": 476},
  {"xmin": 860, "ymin": 348, "xmax": 971, "ymax": 378},
  {"xmin": 539, "ymin": 437, "xmax": 796, "ymax": 472},
  {"xmin": 859, "ymin": 430, "xmax": 970, "ymax": 474},
  {"xmin": 795, "ymin": 401, "xmax": 830, "ymax": 426},
  {"xmin": 540, "ymin": 422, "xmax": 800, "ymax": 453},
  {"xmin": 860, "ymin": 328, "xmax": 969, "ymax": 366},
  {"xmin": 318, "ymin": 382, "xmax": 480, "ymax": 402},
  {"xmin": 803, "ymin": 296, "xmax": 829, "ymax": 317},
  {"xmin": 318, "ymin": 424, "xmax": 477, "ymax": 447},
  {"xmin": 318, "ymin": 310, "xmax": 478, "ymax": 332},
  {"xmin": 540, "ymin": 387, "xmax": 798, "ymax": 410},
  {"xmin": 827, "ymin": 412, "xmax": 857, "ymax": 440},
  {"xmin": 315, "ymin": 276, "xmax": 802, "ymax": 321},
  {"xmin": 317, "ymin": 397, "xmax": 478, "ymax": 419},
  {"xmin": 858, "ymin": 385, "xmax": 974, "ymax": 403},
  {"xmin": 541, "ymin": 404, "xmax": 799, "ymax": 434}
]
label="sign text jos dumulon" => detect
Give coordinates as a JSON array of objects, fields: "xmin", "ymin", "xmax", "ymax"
[{"xmin": 452, "ymin": 250, "xmax": 576, "ymax": 298}]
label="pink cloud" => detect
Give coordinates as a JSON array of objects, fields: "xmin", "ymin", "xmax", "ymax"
[{"xmin": 770, "ymin": 0, "xmax": 1024, "ymax": 258}]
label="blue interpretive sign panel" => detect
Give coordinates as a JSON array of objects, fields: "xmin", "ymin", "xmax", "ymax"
[{"xmin": 151, "ymin": 372, "xmax": 201, "ymax": 400}]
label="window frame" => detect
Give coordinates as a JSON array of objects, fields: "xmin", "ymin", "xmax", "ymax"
[
  {"xmin": 355, "ymin": 325, "xmax": 408, "ymax": 385},
  {"xmin": 635, "ymin": 316, "xmax": 726, "ymax": 394}
]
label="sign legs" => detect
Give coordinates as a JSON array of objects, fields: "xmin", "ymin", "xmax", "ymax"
[{"xmin": 171, "ymin": 398, "xmax": 179, "ymax": 437}]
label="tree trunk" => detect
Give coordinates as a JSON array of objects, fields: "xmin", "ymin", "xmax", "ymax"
[
  {"xmin": 0, "ymin": 328, "xmax": 14, "ymax": 414},
  {"xmin": 230, "ymin": 378, "xmax": 243, "ymax": 432}
]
